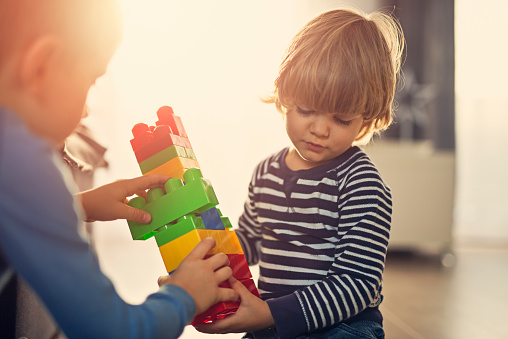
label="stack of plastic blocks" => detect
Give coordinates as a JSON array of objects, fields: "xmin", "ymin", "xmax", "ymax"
[{"xmin": 126, "ymin": 106, "xmax": 260, "ymax": 324}]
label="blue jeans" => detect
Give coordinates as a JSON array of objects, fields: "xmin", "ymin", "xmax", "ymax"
[{"xmin": 243, "ymin": 321, "xmax": 385, "ymax": 339}]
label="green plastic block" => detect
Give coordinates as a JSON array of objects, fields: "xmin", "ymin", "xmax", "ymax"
[
  {"xmin": 155, "ymin": 214, "xmax": 205, "ymax": 247},
  {"xmin": 185, "ymin": 148, "xmax": 196, "ymax": 159},
  {"xmin": 221, "ymin": 216, "xmax": 233, "ymax": 229},
  {"xmin": 216, "ymin": 208, "xmax": 233, "ymax": 229},
  {"xmin": 126, "ymin": 168, "xmax": 219, "ymax": 240},
  {"xmin": 138, "ymin": 145, "xmax": 195, "ymax": 174},
  {"xmin": 127, "ymin": 196, "xmax": 159, "ymax": 240}
]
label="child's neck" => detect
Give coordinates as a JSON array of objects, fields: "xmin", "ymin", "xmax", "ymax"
[{"xmin": 285, "ymin": 147, "xmax": 326, "ymax": 171}]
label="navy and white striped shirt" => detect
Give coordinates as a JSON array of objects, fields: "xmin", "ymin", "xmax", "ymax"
[{"xmin": 236, "ymin": 146, "xmax": 392, "ymax": 338}]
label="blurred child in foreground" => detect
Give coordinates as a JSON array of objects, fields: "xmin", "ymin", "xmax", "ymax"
[{"xmin": 0, "ymin": 1, "xmax": 237, "ymax": 338}]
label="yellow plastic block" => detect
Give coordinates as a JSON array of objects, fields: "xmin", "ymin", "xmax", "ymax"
[
  {"xmin": 145, "ymin": 157, "xmax": 200, "ymax": 178},
  {"xmin": 159, "ymin": 229, "xmax": 204, "ymax": 273},
  {"xmin": 159, "ymin": 228, "xmax": 243, "ymax": 273}
]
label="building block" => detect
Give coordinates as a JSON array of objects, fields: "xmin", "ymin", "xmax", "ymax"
[
  {"xmin": 127, "ymin": 106, "xmax": 260, "ymax": 325},
  {"xmin": 131, "ymin": 123, "xmax": 191, "ymax": 154},
  {"xmin": 190, "ymin": 278, "xmax": 260, "ymax": 324},
  {"xmin": 208, "ymin": 228, "xmax": 244, "ymax": 255},
  {"xmin": 156, "ymin": 106, "xmax": 188, "ymax": 138},
  {"xmin": 126, "ymin": 196, "xmax": 159, "ymax": 240},
  {"xmin": 138, "ymin": 144, "xmax": 195, "ymax": 170},
  {"xmin": 155, "ymin": 214, "xmax": 205, "ymax": 247},
  {"xmin": 191, "ymin": 300, "xmax": 238, "ymax": 324},
  {"xmin": 126, "ymin": 168, "xmax": 218, "ymax": 240},
  {"xmin": 226, "ymin": 253, "xmax": 251, "ymax": 280},
  {"xmin": 159, "ymin": 229, "xmax": 207, "ymax": 273},
  {"xmin": 158, "ymin": 229, "xmax": 246, "ymax": 274},
  {"xmin": 143, "ymin": 156, "xmax": 200, "ymax": 177},
  {"xmin": 200, "ymin": 207, "xmax": 225, "ymax": 230}
]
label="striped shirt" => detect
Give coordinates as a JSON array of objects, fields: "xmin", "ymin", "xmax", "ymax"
[{"xmin": 236, "ymin": 146, "xmax": 392, "ymax": 338}]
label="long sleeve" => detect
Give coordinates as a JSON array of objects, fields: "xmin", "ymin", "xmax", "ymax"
[
  {"xmin": 0, "ymin": 109, "xmax": 195, "ymax": 339},
  {"xmin": 236, "ymin": 170, "xmax": 263, "ymax": 266}
]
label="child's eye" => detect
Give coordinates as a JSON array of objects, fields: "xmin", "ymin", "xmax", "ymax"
[
  {"xmin": 296, "ymin": 106, "xmax": 315, "ymax": 115},
  {"xmin": 333, "ymin": 115, "xmax": 353, "ymax": 126}
]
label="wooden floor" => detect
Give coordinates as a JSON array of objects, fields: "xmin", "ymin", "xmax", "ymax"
[
  {"xmin": 381, "ymin": 243, "xmax": 508, "ymax": 339},
  {"xmin": 94, "ymin": 222, "xmax": 508, "ymax": 339}
]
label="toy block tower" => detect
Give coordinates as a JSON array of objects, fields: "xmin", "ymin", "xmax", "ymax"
[{"xmin": 126, "ymin": 106, "xmax": 259, "ymax": 324}]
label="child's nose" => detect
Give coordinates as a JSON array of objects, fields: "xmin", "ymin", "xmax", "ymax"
[{"xmin": 309, "ymin": 116, "xmax": 329, "ymax": 137}]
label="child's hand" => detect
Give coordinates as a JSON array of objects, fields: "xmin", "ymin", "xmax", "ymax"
[
  {"xmin": 77, "ymin": 174, "xmax": 170, "ymax": 223},
  {"xmin": 193, "ymin": 276, "xmax": 274, "ymax": 333},
  {"xmin": 157, "ymin": 238, "xmax": 239, "ymax": 315}
]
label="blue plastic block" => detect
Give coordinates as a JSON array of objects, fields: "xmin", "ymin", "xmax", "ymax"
[{"xmin": 200, "ymin": 207, "xmax": 225, "ymax": 230}]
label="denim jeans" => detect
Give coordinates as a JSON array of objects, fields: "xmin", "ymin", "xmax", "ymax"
[{"xmin": 243, "ymin": 321, "xmax": 385, "ymax": 339}]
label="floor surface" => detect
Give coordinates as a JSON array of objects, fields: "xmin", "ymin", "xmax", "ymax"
[{"xmin": 93, "ymin": 221, "xmax": 508, "ymax": 339}]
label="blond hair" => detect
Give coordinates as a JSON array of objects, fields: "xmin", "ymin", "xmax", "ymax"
[{"xmin": 266, "ymin": 8, "xmax": 405, "ymax": 143}]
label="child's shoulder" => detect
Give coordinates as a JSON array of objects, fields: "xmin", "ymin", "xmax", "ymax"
[
  {"xmin": 0, "ymin": 107, "xmax": 51, "ymax": 153},
  {"xmin": 0, "ymin": 106, "xmax": 58, "ymax": 181},
  {"xmin": 342, "ymin": 146, "xmax": 390, "ymax": 189},
  {"xmin": 255, "ymin": 147, "xmax": 288, "ymax": 168},
  {"xmin": 248, "ymin": 147, "xmax": 289, "ymax": 179}
]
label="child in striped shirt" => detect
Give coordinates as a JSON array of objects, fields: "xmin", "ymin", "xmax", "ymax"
[{"xmin": 196, "ymin": 7, "xmax": 404, "ymax": 339}]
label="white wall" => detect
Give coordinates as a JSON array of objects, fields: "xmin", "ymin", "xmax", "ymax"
[
  {"xmin": 86, "ymin": 0, "xmax": 380, "ymax": 225},
  {"xmin": 85, "ymin": 0, "xmax": 508, "ymax": 243},
  {"xmin": 454, "ymin": 0, "xmax": 508, "ymax": 241}
]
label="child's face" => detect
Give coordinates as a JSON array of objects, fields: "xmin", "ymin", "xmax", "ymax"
[{"xmin": 284, "ymin": 103, "xmax": 365, "ymax": 170}]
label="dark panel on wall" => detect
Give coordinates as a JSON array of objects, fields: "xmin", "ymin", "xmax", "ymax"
[{"xmin": 382, "ymin": 0, "xmax": 455, "ymax": 150}]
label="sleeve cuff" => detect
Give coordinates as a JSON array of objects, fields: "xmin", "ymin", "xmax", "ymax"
[
  {"xmin": 158, "ymin": 284, "xmax": 196, "ymax": 324},
  {"xmin": 266, "ymin": 292, "xmax": 308, "ymax": 339}
]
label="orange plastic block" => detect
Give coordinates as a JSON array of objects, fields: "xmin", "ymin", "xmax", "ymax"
[
  {"xmin": 143, "ymin": 156, "xmax": 200, "ymax": 177},
  {"xmin": 138, "ymin": 144, "xmax": 194, "ymax": 171},
  {"xmin": 207, "ymin": 229, "xmax": 244, "ymax": 255}
]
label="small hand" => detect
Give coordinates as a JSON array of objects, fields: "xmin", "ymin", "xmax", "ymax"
[
  {"xmin": 158, "ymin": 238, "xmax": 239, "ymax": 315},
  {"xmin": 77, "ymin": 174, "xmax": 170, "ymax": 223},
  {"xmin": 194, "ymin": 276, "xmax": 274, "ymax": 333}
]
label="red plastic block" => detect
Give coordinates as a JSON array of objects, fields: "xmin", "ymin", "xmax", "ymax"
[
  {"xmin": 191, "ymin": 279, "xmax": 260, "ymax": 324},
  {"xmin": 241, "ymin": 278, "xmax": 261, "ymax": 298},
  {"xmin": 192, "ymin": 301, "xmax": 238, "ymax": 325},
  {"xmin": 156, "ymin": 106, "xmax": 188, "ymax": 138},
  {"xmin": 227, "ymin": 253, "xmax": 252, "ymax": 280},
  {"xmin": 130, "ymin": 123, "xmax": 192, "ymax": 162}
]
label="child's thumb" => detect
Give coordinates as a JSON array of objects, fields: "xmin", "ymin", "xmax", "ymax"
[
  {"xmin": 229, "ymin": 277, "xmax": 250, "ymax": 297},
  {"xmin": 125, "ymin": 205, "xmax": 152, "ymax": 223}
]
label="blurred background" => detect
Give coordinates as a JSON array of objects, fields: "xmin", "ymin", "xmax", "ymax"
[{"xmin": 78, "ymin": 0, "xmax": 508, "ymax": 338}]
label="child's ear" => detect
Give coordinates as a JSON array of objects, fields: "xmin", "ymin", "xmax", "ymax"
[{"xmin": 19, "ymin": 36, "xmax": 60, "ymax": 95}]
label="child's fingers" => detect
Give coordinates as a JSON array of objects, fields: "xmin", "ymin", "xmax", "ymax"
[
  {"xmin": 123, "ymin": 205, "xmax": 151, "ymax": 223},
  {"xmin": 157, "ymin": 274, "xmax": 171, "ymax": 287},
  {"xmin": 213, "ymin": 265, "xmax": 234, "ymax": 284},
  {"xmin": 216, "ymin": 284, "xmax": 240, "ymax": 303},
  {"xmin": 206, "ymin": 252, "xmax": 231, "ymax": 273},
  {"xmin": 185, "ymin": 238, "xmax": 217, "ymax": 260},
  {"xmin": 228, "ymin": 277, "xmax": 251, "ymax": 298},
  {"xmin": 123, "ymin": 174, "xmax": 170, "ymax": 195}
]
